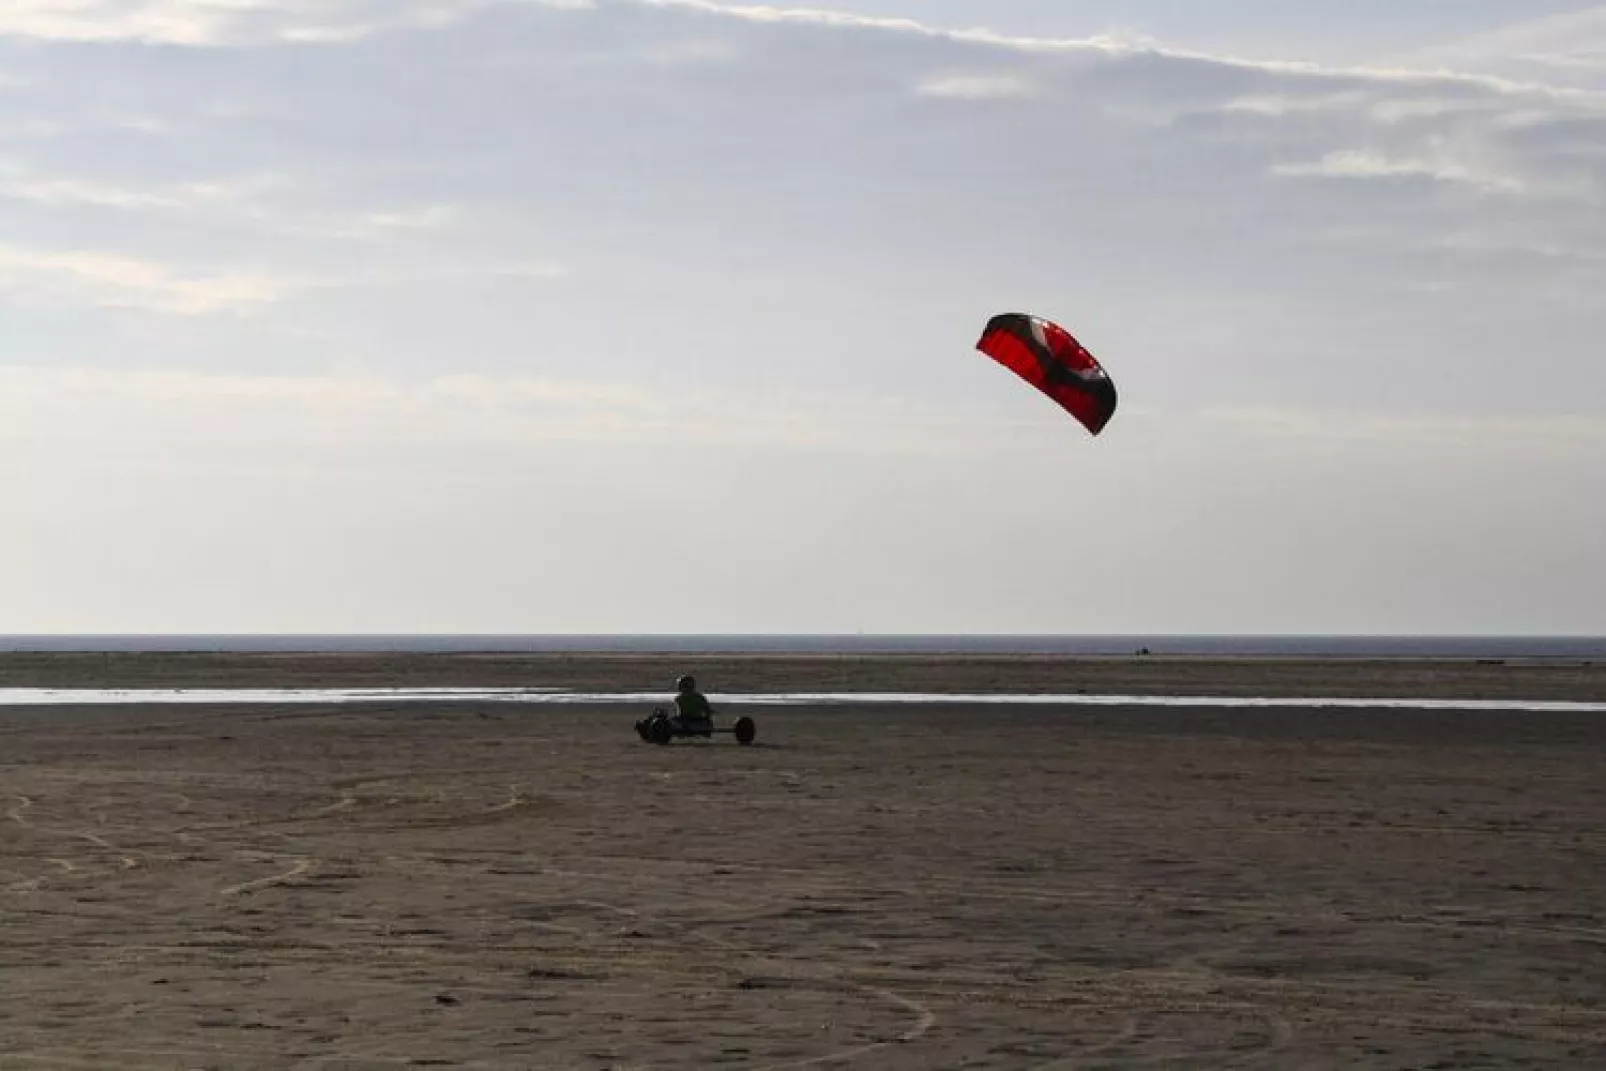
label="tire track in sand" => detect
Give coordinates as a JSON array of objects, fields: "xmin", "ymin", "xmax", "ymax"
[
  {"xmin": 514, "ymin": 890, "xmax": 939, "ymax": 1069},
  {"xmin": 1028, "ymin": 1004, "xmax": 1294, "ymax": 1070},
  {"xmin": 7, "ymin": 795, "xmax": 145, "ymax": 882},
  {"xmin": 748, "ymin": 985, "xmax": 936, "ymax": 1071},
  {"xmin": 657, "ymin": 900, "xmax": 938, "ymax": 1070},
  {"xmin": 220, "ymin": 854, "xmax": 315, "ymax": 897}
]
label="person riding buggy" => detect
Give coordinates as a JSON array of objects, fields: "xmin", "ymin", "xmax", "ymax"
[
  {"xmin": 635, "ymin": 675, "xmax": 756, "ymax": 745},
  {"xmin": 669, "ymin": 675, "xmax": 714, "ymax": 730}
]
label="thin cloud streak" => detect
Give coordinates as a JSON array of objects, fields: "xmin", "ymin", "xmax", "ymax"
[
  {"xmin": 0, "ymin": 365, "xmax": 1033, "ymax": 454},
  {"xmin": 1271, "ymin": 150, "xmax": 1529, "ymax": 195},
  {"xmin": 2, "ymin": 0, "xmax": 1602, "ymax": 108},
  {"xmin": 915, "ymin": 74, "xmax": 1036, "ymax": 100},
  {"xmin": 0, "ymin": 245, "xmax": 292, "ymax": 314},
  {"xmin": 6, "ymin": 365, "xmax": 1600, "ymax": 458},
  {"xmin": 649, "ymin": 0, "xmax": 1606, "ymax": 102}
]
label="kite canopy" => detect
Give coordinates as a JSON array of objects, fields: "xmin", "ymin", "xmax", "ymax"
[{"xmin": 976, "ymin": 312, "xmax": 1118, "ymax": 436}]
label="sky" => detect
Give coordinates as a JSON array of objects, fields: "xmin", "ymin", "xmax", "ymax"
[{"xmin": 2, "ymin": 0, "xmax": 1603, "ymax": 636}]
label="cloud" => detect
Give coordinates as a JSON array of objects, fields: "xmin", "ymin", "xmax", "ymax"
[
  {"xmin": 0, "ymin": 155, "xmax": 468, "ymax": 241},
  {"xmin": 1434, "ymin": 230, "xmax": 1606, "ymax": 264},
  {"xmin": 0, "ymin": 117, "xmax": 62, "ymax": 139},
  {"xmin": 0, "ymin": 0, "xmax": 1597, "ymax": 107},
  {"xmin": 915, "ymin": 74, "xmax": 1035, "ymax": 100},
  {"xmin": 1202, "ymin": 405, "xmax": 1606, "ymax": 451},
  {"xmin": 0, "ymin": 147, "xmax": 560, "ymax": 303},
  {"xmin": 0, "ymin": 0, "xmax": 312, "ymax": 45},
  {"xmin": 1400, "ymin": 6, "xmax": 1606, "ymax": 93},
  {"xmin": 8, "ymin": 361, "xmax": 1599, "ymax": 465},
  {"xmin": 0, "ymin": 245, "xmax": 293, "ymax": 314},
  {"xmin": 342, "ymin": 204, "xmax": 460, "ymax": 233},
  {"xmin": 0, "ymin": 364, "xmax": 1017, "ymax": 455},
  {"xmin": 0, "ymin": 0, "xmax": 607, "ymax": 46},
  {"xmin": 0, "ymin": 0, "xmax": 1599, "ymax": 405},
  {"xmin": 0, "ymin": 238, "xmax": 563, "ymax": 319},
  {"xmin": 1272, "ymin": 150, "xmax": 1528, "ymax": 195},
  {"xmin": 0, "ymin": 0, "xmax": 454, "ymax": 45},
  {"xmin": 648, "ymin": 0, "xmax": 1606, "ymax": 103},
  {"xmin": 0, "ymin": 169, "xmax": 275, "ymax": 211}
]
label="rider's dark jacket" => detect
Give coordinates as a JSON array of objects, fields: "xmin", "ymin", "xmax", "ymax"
[{"xmin": 674, "ymin": 690, "xmax": 713, "ymax": 724}]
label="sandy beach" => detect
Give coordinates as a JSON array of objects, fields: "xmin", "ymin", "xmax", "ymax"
[{"xmin": 2, "ymin": 654, "xmax": 1604, "ymax": 1068}]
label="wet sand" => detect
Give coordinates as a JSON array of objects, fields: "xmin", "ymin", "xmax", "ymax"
[
  {"xmin": 2, "ymin": 654, "xmax": 1604, "ymax": 1068},
  {"xmin": 3, "ymin": 650, "xmax": 1604, "ymax": 700}
]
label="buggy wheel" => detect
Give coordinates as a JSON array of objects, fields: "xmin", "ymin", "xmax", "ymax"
[
  {"xmin": 733, "ymin": 716, "xmax": 756, "ymax": 745},
  {"xmin": 648, "ymin": 717, "xmax": 674, "ymax": 746}
]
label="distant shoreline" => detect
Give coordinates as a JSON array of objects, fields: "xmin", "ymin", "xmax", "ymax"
[
  {"xmin": 1, "ymin": 634, "xmax": 1603, "ymax": 659},
  {"xmin": 2, "ymin": 650, "xmax": 1602, "ymax": 703}
]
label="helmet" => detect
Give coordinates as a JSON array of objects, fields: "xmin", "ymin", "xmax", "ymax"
[{"xmin": 676, "ymin": 675, "xmax": 696, "ymax": 692}]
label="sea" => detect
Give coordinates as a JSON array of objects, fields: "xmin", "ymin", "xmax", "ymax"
[{"xmin": 1, "ymin": 635, "xmax": 1603, "ymax": 658}]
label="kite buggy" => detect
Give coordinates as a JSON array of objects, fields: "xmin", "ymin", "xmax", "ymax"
[
  {"xmin": 635, "ymin": 708, "xmax": 757, "ymax": 746},
  {"xmin": 635, "ymin": 675, "xmax": 757, "ymax": 746}
]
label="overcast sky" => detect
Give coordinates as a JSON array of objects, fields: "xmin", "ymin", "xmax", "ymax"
[{"xmin": 2, "ymin": 1, "xmax": 1603, "ymax": 635}]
